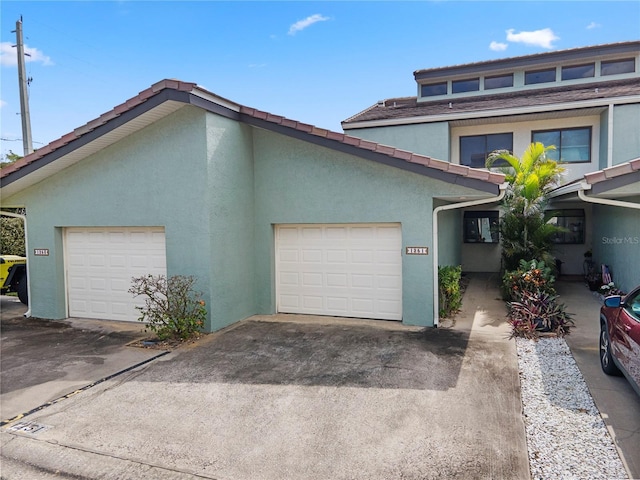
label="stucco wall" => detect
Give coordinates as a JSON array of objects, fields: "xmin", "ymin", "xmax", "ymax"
[
  {"xmin": 344, "ymin": 122, "xmax": 449, "ymax": 161},
  {"xmin": 3, "ymin": 106, "xmax": 218, "ymax": 326},
  {"xmin": 591, "ymin": 199, "xmax": 640, "ymax": 293},
  {"xmin": 205, "ymin": 113, "xmax": 257, "ymax": 329},
  {"xmin": 599, "ymin": 110, "xmax": 609, "ymax": 170},
  {"xmin": 434, "ymin": 203, "xmax": 461, "ymax": 268},
  {"xmin": 251, "ymin": 129, "xmax": 485, "ymax": 327},
  {"xmin": 612, "ymin": 103, "xmax": 640, "ymax": 165}
]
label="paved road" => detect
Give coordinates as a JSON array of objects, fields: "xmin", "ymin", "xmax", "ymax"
[{"xmin": 559, "ymin": 281, "xmax": 640, "ymax": 479}]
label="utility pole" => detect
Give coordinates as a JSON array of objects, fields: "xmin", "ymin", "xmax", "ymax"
[{"xmin": 13, "ymin": 17, "xmax": 33, "ymax": 156}]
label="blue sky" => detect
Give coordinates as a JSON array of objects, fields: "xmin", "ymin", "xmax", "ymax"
[{"xmin": 1, "ymin": 1, "xmax": 639, "ymax": 158}]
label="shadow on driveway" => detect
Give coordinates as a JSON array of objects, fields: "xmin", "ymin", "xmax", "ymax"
[{"xmin": 140, "ymin": 320, "xmax": 470, "ymax": 391}]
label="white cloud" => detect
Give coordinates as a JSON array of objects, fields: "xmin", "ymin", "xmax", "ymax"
[
  {"xmin": 288, "ymin": 14, "xmax": 330, "ymax": 36},
  {"xmin": 506, "ymin": 28, "xmax": 559, "ymax": 49},
  {"xmin": 0, "ymin": 99, "xmax": 6, "ymax": 108},
  {"xmin": 0, "ymin": 41, "xmax": 53, "ymax": 67},
  {"xmin": 586, "ymin": 22, "xmax": 601, "ymax": 30},
  {"xmin": 490, "ymin": 41, "xmax": 508, "ymax": 52}
]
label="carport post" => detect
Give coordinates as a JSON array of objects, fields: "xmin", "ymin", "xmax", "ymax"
[
  {"xmin": 0, "ymin": 210, "xmax": 30, "ymax": 317},
  {"xmin": 432, "ymin": 184, "xmax": 506, "ymax": 327}
]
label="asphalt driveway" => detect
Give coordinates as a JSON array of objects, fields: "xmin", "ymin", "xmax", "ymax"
[
  {"xmin": 0, "ymin": 296, "xmax": 163, "ymax": 423},
  {"xmin": 1, "ymin": 278, "xmax": 530, "ymax": 479}
]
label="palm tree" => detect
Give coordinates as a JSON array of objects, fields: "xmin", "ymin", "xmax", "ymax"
[{"xmin": 487, "ymin": 142, "xmax": 566, "ymax": 271}]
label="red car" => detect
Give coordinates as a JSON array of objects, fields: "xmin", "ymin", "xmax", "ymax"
[{"xmin": 600, "ymin": 285, "xmax": 640, "ymax": 396}]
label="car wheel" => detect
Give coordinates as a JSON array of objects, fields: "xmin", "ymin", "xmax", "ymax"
[
  {"xmin": 600, "ymin": 324, "xmax": 622, "ymax": 376},
  {"xmin": 16, "ymin": 273, "xmax": 28, "ymax": 305}
]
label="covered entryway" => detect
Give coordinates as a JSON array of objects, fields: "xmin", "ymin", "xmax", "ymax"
[
  {"xmin": 275, "ymin": 224, "xmax": 402, "ymax": 320},
  {"xmin": 65, "ymin": 227, "xmax": 167, "ymax": 322}
]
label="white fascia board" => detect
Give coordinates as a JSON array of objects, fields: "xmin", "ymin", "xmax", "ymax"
[
  {"xmin": 548, "ymin": 182, "xmax": 584, "ymax": 198},
  {"xmin": 342, "ymin": 95, "xmax": 640, "ymax": 130},
  {"xmin": 191, "ymin": 87, "xmax": 241, "ymax": 112}
]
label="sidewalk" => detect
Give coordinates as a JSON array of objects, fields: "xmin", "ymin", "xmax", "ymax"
[
  {"xmin": 558, "ymin": 280, "xmax": 640, "ymax": 479},
  {"xmin": 1, "ymin": 275, "xmax": 530, "ymax": 480}
]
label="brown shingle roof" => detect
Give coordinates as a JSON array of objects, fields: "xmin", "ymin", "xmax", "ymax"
[
  {"xmin": 0, "ymin": 80, "xmax": 506, "ymax": 190},
  {"xmin": 342, "ymin": 78, "xmax": 640, "ymax": 125}
]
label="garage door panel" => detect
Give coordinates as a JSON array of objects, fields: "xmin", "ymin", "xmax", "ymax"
[
  {"xmin": 65, "ymin": 227, "xmax": 166, "ymax": 322},
  {"xmin": 276, "ymin": 224, "xmax": 402, "ymax": 321},
  {"xmin": 302, "ymin": 296, "xmax": 323, "ymax": 309}
]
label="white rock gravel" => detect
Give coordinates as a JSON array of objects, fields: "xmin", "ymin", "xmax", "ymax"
[{"xmin": 515, "ymin": 337, "xmax": 629, "ymax": 480}]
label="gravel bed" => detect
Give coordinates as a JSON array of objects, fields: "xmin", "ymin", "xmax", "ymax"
[{"xmin": 515, "ymin": 337, "xmax": 629, "ymax": 480}]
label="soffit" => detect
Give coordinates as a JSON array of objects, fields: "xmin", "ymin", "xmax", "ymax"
[{"xmin": 1, "ymin": 101, "xmax": 185, "ymax": 199}]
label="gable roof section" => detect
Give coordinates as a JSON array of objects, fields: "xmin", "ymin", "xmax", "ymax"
[
  {"xmin": 343, "ymin": 77, "xmax": 640, "ymax": 127},
  {"xmin": 584, "ymin": 157, "xmax": 640, "ymax": 196},
  {"xmin": 0, "ymin": 79, "xmax": 505, "ymax": 199}
]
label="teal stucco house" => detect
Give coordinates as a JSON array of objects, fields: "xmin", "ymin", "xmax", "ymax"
[
  {"xmin": 0, "ymin": 80, "xmax": 506, "ymax": 331},
  {"xmin": 3, "ymin": 41, "xmax": 638, "ymax": 333}
]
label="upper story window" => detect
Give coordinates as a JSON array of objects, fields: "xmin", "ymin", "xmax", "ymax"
[
  {"xmin": 601, "ymin": 58, "xmax": 635, "ymax": 76},
  {"xmin": 532, "ymin": 127, "xmax": 591, "ymax": 163},
  {"xmin": 561, "ymin": 63, "xmax": 595, "ymax": 81},
  {"xmin": 460, "ymin": 133, "xmax": 513, "ymax": 168},
  {"xmin": 484, "ymin": 74, "xmax": 513, "ymax": 90},
  {"xmin": 421, "ymin": 82, "xmax": 447, "ymax": 97},
  {"xmin": 452, "ymin": 78, "xmax": 480, "ymax": 94},
  {"xmin": 525, "ymin": 68, "xmax": 556, "ymax": 85}
]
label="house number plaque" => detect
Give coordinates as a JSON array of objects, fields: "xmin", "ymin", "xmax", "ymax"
[
  {"xmin": 406, "ymin": 247, "xmax": 429, "ymax": 255},
  {"xmin": 34, "ymin": 249, "xmax": 50, "ymax": 256}
]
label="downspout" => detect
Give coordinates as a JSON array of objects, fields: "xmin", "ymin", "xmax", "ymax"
[
  {"xmin": 432, "ymin": 184, "xmax": 507, "ymax": 327},
  {"xmin": 578, "ymin": 183, "xmax": 640, "ymax": 210},
  {"xmin": 607, "ymin": 104, "xmax": 614, "ymax": 169},
  {"xmin": 0, "ymin": 210, "xmax": 31, "ymax": 317}
]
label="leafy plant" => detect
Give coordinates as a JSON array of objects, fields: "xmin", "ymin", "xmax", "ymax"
[
  {"xmin": 502, "ymin": 259, "xmax": 556, "ymax": 302},
  {"xmin": 0, "ymin": 216, "xmax": 26, "ymax": 256},
  {"xmin": 487, "ymin": 143, "xmax": 566, "ymax": 271},
  {"xmin": 129, "ymin": 274, "xmax": 206, "ymax": 340},
  {"xmin": 438, "ymin": 265, "xmax": 462, "ymax": 318},
  {"xmin": 507, "ymin": 290, "xmax": 574, "ymax": 338},
  {"xmin": 599, "ymin": 282, "xmax": 625, "ymax": 297}
]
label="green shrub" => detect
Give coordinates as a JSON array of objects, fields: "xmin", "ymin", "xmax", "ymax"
[
  {"xmin": 438, "ymin": 265, "xmax": 462, "ymax": 318},
  {"xmin": 502, "ymin": 259, "xmax": 555, "ymax": 301},
  {"xmin": 129, "ymin": 274, "xmax": 207, "ymax": 340},
  {"xmin": 0, "ymin": 217, "xmax": 26, "ymax": 256}
]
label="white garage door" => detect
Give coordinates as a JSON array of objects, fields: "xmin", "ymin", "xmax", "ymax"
[
  {"xmin": 276, "ymin": 224, "xmax": 402, "ymax": 321},
  {"xmin": 65, "ymin": 227, "xmax": 167, "ymax": 322}
]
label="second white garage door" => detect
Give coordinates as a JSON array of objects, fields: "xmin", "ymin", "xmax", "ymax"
[
  {"xmin": 276, "ymin": 224, "xmax": 402, "ymax": 320},
  {"xmin": 65, "ymin": 227, "xmax": 167, "ymax": 322}
]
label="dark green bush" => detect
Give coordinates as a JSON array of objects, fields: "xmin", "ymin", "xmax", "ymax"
[
  {"xmin": 0, "ymin": 217, "xmax": 26, "ymax": 256},
  {"xmin": 438, "ymin": 265, "xmax": 462, "ymax": 318}
]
